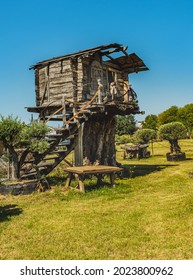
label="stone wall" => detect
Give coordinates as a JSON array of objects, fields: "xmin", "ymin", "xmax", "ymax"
[{"xmin": 0, "ymin": 181, "xmax": 38, "ymax": 195}]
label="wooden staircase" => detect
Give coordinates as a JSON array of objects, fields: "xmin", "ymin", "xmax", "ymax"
[
  {"xmin": 21, "ymin": 109, "xmax": 93, "ymax": 179},
  {"xmin": 21, "ymin": 86, "xmax": 141, "ymax": 180},
  {"xmin": 20, "ymin": 91, "xmax": 100, "ymax": 180}
]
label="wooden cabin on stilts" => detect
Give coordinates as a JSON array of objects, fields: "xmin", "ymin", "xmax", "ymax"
[{"xmin": 21, "ymin": 43, "xmax": 148, "ymax": 180}]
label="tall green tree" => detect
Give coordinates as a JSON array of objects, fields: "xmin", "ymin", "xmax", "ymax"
[
  {"xmin": 178, "ymin": 103, "xmax": 193, "ymax": 138},
  {"xmin": 116, "ymin": 115, "xmax": 136, "ymax": 136},
  {"xmin": 142, "ymin": 114, "xmax": 158, "ymax": 130},
  {"xmin": 0, "ymin": 115, "xmax": 49, "ymax": 179},
  {"xmin": 158, "ymin": 122, "xmax": 186, "ymax": 153},
  {"xmin": 158, "ymin": 106, "xmax": 179, "ymax": 126}
]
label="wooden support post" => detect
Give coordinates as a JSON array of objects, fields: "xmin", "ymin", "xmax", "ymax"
[
  {"xmin": 78, "ymin": 174, "xmax": 85, "ymax": 192},
  {"xmin": 73, "ymin": 105, "xmax": 77, "ymax": 122},
  {"xmin": 65, "ymin": 173, "xmax": 73, "ymax": 189},
  {"xmin": 97, "ymin": 174, "xmax": 103, "ymax": 186},
  {"xmin": 74, "ymin": 123, "xmax": 84, "ymax": 166},
  {"xmin": 46, "ymin": 65, "xmax": 50, "ymax": 102},
  {"xmin": 109, "ymin": 173, "xmax": 115, "ymax": 188},
  {"xmin": 62, "ymin": 96, "xmax": 67, "ymax": 125},
  {"xmin": 98, "ymin": 88, "xmax": 102, "ymax": 104}
]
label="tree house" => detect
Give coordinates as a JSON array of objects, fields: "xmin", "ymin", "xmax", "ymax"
[{"xmin": 23, "ymin": 43, "xmax": 148, "ymax": 179}]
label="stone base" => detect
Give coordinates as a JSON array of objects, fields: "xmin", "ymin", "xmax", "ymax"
[
  {"xmin": 0, "ymin": 180, "xmax": 39, "ymax": 195},
  {"xmin": 166, "ymin": 152, "xmax": 186, "ymax": 162}
]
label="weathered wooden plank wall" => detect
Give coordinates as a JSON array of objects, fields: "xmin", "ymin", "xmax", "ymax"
[
  {"xmin": 36, "ymin": 59, "xmax": 75, "ymax": 106},
  {"xmin": 35, "ymin": 54, "xmax": 130, "ymax": 107}
]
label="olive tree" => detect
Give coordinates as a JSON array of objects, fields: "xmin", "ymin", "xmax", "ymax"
[
  {"xmin": 158, "ymin": 122, "xmax": 187, "ymax": 153},
  {"xmin": 0, "ymin": 115, "xmax": 49, "ymax": 180}
]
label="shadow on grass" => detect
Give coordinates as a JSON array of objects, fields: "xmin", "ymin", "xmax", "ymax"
[
  {"xmin": 0, "ymin": 204, "xmax": 23, "ymax": 222},
  {"xmin": 47, "ymin": 163, "xmax": 177, "ymax": 193},
  {"xmin": 122, "ymin": 163, "xmax": 177, "ymax": 178},
  {"xmin": 47, "ymin": 175, "xmax": 67, "ymax": 186},
  {"xmin": 48, "ymin": 175, "xmax": 117, "ymax": 192},
  {"xmin": 84, "ymin": 181, "xmax": 112, "ymax": 192}
]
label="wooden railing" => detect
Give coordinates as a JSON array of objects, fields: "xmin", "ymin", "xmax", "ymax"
[{"xmin": 45, "ymin": 87, "xmax": 100, "ymax": 124}]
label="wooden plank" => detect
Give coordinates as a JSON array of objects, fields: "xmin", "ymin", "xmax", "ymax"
[
  {"xmin": 49, "ymin": 85, "xmax": 73, "ymax": 92},
  {"xmin": 49, "ymin": 91, "xmax": 74, "ymax": 98},
  {"xmin": 49, "ymin": 71, "xmax": 73, "ymax": 79},
  {"xmin": 50, "ymin": 77, "xmax": 74, "ymax": 84}
]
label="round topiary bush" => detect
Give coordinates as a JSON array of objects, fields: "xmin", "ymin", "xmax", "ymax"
[{"xmin": 158, "ymin": 122, "xmax": 187, "ymax": 161}]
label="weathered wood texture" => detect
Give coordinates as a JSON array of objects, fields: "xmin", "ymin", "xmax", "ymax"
[
  {"xmin": 64, "ymin": 165, "xmax": 123, "ymax": 174},
  {"xmin": 35, "ymin": 54, "xmax": 129, "ymax": 107},
  {"xmin": 22, "ymin": 44, "xmax": 149, "ymax": 180},
  {"xmin": 36, "ymin": 59, "xmax": 75, "ymax": 106}
]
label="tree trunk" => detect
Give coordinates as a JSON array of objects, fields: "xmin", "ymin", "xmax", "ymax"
[
  {"xmin": 173, "ymin": 139, "xmax": 181, "ymax": 153},
  {"xmin": 6, "ymin": 145, "xmax": 20, "ymax": 180},
  {"xmin": 169, "ymin": 139, "xmax": 181, "ymax": 153},
  {"xmin": 169, "ymin": 140, "xmax": 174, "ymax": 153},
  {"xmin": 11, "ymin": 152, "xmax": 19, "ymax": 180},
  {"xmin": 83, "ymin": 115, "xmax": 117, "ymax": 166}
]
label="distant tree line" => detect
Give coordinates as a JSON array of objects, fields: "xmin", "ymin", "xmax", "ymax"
[
  {"xmin": 142, "ymin": 103, "xmax": 193, "ymax": 138},
  {"xmin": 116, "ymin": 103, "xmax": 193, "ymax": 138},
  {"xmin": 116, "ymin": 103, "xmax": 193, "ymax": 153}
]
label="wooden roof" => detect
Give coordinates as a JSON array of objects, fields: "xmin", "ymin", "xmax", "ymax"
[
  {"xmin": 29, "ymin": 43, "xmax": 121, "ymax": 70},
  {"xmin": 29, "ymin": 43, "xmax": 149, "ymax": 74},
  {"xmin": 105, "ymin": 53, "xmax": 149, "ymax": 74}
]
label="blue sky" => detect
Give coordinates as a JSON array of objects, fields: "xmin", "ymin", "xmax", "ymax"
[{"xmin": 0, "ymin": 0, "xmax": 193, "ymax": 123}]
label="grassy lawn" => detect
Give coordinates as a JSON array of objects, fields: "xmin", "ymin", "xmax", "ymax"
[{"xmin": 0, "ymin": 140, "xmax": 193, "ymax": 260}]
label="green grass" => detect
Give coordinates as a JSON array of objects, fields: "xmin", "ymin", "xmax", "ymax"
[{"xmin": 1, "ymin": 140, "xmax": 193, "ymax": 259}]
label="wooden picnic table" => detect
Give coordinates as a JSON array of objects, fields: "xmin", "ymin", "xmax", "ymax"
[{"xmin": 64, "ymin": 165, "xmax": 123, "ymax": 192}]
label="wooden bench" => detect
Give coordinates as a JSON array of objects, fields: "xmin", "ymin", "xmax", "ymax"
[{"xmin": 64, "ymin": 165, "xmax": 123, "ymax": 192}]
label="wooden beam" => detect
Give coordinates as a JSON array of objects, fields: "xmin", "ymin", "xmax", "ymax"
[
  {"xmin": 101, "ymin": 47, "xmax": 122, "ymax": 56},
  {"xmin": 74, "ymin": 123, "xmax": 84, "ymax": 166}
]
